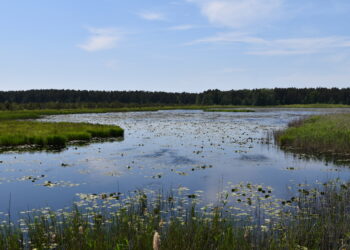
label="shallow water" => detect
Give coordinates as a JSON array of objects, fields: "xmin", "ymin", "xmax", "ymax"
[{"xmin": 1, "ymin": 108, "xmax": 350, "ymax": 214}]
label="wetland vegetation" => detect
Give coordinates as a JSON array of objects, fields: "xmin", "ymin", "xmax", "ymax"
[
  {"xmin": 1, "ymin": 179, "xmax": 350, "ymax": 249},
  {"xmin": 275, "ymin": 113, "xmax": 350, "ymax": 159},
  {"xmin": 0, "ymin": 121, "xmax": 123, "ymax": 148}
]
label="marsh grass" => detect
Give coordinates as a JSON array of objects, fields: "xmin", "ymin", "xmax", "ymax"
[
  {"xmin": 0, "ymin": 121, "xmax": 123, "ymax": 148},
  {"xmin": 1, "ymin": 180, "xmax": 350, "ymax": 249},
  {"xmin": 275, "ymin": 114, "xmax": 350, "ymax": 158}
]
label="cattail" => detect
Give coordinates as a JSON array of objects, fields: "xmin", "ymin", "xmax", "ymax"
[{"xmin": 153, "ymin": 231, "xmax": 161, "ymax": 250}]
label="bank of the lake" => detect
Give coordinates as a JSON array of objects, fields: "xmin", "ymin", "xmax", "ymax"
[
  {"xmin": 1, "ymin": 104, "xmax": 350, "ymax": 121},
  {"xmin": 0, "ymin": 121, "xmax": 123, "ymax": 148},
  {"xmin": 275, "ymin": 113, "xmax": 350, "ymax": 158}
]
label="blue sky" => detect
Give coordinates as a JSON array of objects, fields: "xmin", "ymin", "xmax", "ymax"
[{"xmin": 1, "ymin": 0, "xmax": 350, "ymax": 92}]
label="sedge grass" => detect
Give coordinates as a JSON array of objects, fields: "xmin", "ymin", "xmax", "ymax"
[
  {"xmin": 0, "ymin": 121, "xmax": 123, "ymax": 148},
  {"xmin": 275, "ymin": 113, "xmax": 350, "ymax": 157}
]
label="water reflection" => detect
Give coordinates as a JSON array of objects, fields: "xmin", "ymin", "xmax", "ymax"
[{"xmin": 0, "ymin": 108, "xmax": 350, "ymax": 214}]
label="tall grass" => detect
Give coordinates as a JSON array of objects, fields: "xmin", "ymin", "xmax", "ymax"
[
  {"xmin": 0, "ymin": 121, "xmax": 123, "ymax": 148},
  {"xmin": 275, "ymin": 114, "xmax": 350, "ymax": 157},
  {"xmin": 0, "ymin": 180, "xmax": 350, "ymax": 249}
]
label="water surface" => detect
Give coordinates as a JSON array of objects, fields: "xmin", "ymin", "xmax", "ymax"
[{"xmin": 1, "ymin": 108, "xmax": 350, "ymax": 214}]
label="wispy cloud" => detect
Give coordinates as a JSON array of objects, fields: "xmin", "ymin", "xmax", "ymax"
[
  {"xmin": 187, "ymin": 32, "xmax": 267, "ymax": 45},
  {"xmin": 78, "ymin": 28, "xmax": 122, "ymax": 52},
  {"xmin": 138, "ymin": 11, "xmax": 165, "ymax": 21},
  {"xmin": 187, "ymin": 32, "xmax": 350, "ymax": 55},
  {"xmin": 187, "ymin": 0, "xmax": 282, "ymax": 28}
]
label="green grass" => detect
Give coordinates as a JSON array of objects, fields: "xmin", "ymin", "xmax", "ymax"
[
  {"xmin": 275, "ymin": 113, "xmax": 350, "ymax": 157},
  {"xmin": 1, "ymin": 180, "xmax": 350, "ymax": 249},
  {"xmin": 0, "ymin": 121, "xmax": 123, "ymax": 148}
]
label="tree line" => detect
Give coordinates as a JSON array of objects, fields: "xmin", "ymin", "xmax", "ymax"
[{"xmin": 0, "ymin": 88, "xmax": 349, "ymax": 109}]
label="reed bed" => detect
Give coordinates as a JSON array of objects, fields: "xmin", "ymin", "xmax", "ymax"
[
  {"xmin": 0, "ymin": 180, "xmax": 349, "ymax": 249},
  {"xmin": 275, "ymin": 114, "xmax": 350, "ymax": 157},
  {"xmin": 0, "ymin": 121, "xmax": 123, "ymax": 148}
]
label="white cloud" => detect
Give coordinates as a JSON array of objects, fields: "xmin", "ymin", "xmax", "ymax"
[
  {"xmin": 187, "ymin": 0, "xmax": 282, "ymax": 28},
  {"xmin": 187, "ymin": 32, "xmax": 267, "ymax": 45},
  {"xmin": 138, "ymin": 11, "xmax": 165, "ymax": 21},
  {"xmin": 78, "ymin": 28, "xmax": 122, "ymax": 52},
  {"xmin": 188, "ymin": 32, "xmax": 350, "ymax": 55},
  {"xmin": 169, "ymin": 25, "xmax": 196, "ymax": 31}
]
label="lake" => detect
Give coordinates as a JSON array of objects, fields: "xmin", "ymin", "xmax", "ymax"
[{"xmin": 1, "ymin": 108, "xmax": 350, "ymax": 215}]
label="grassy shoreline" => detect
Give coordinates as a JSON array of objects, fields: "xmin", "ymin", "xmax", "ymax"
[
  {"xmin": 0, "ymin": 121, "xmax": 123, "ymax": 149},
  {"xmin": 275, "ymin": 114, "xmax": 350, "ymax": 158}
]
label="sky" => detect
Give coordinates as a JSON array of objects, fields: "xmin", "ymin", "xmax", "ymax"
[{"xmin": 1, "ymin": 0, "xmax": 350, "ymax": 92}]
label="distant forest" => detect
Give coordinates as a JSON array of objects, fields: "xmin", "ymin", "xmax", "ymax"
[{"xmin": 0, "ymin": 88, "xmax": 350, "ymax": 109}]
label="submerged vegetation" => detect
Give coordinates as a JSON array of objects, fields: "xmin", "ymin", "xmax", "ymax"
[
  {"xmin": 275, "ymin": 114, "xmax": 350, "ymax": 158},
  {"xmin": 0, "ymin": 180, "xmax": 350, "ymax": 249},
  {"xmin": 0, "ymin": 121, "xmax": 123, "ymax": 148}
]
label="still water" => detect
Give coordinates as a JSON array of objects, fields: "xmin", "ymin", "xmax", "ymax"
[{"xmin": 1, "ymin": 109, "xmax": 350, "ymax": 214}]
